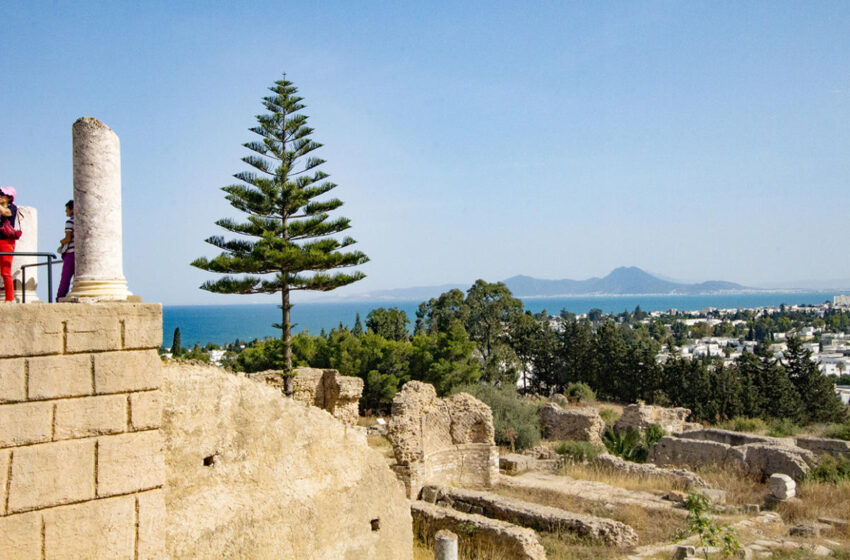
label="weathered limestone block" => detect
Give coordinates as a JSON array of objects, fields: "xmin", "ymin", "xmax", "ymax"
[
  {"xmin": 593, "ymin": 453, "xmax": 710, "ymax": 488},
  {"xmin": 27, "ymin": 354, "xmax": 93, "ymax": 400},
  {"xmin": 411, "ymin": 501, "xmax": 547, "ymax": 560},
  {"xmin": 94, "ymin": 349, "xmax": 160, "ymax": 394},
  {"xmin": 163, "ymin": 361, "xmax": 412, "ymax": 560},
  {"xmin": 136, "ymin": 489, "xmax": 166, "ymax": 560},
  {"xmin": 768, "ymin": 473, "xmax": 796, "ymax": 500},
  {"xmin": 796, "ymin": 436, "xmax": 850, "ymax": 459},
  {"xmin": 0, "ymin": 358, "xmax": 26, "ymax": 403},
  {"xmin": 42, "ymin": 495, "xmax": 136, "ymax": 559},
  {"xmin": 7, "ymin": 439, "xmax": 96, "ymax": 513},
  {"xmin": 539, "ymin": 402, "xmax": 605, "ymax": 444},
  {"xmin": 130, "ymin": 390, "xmax": 162, "ymax": 431},
  {"xmin": 53, "ymin": 394, "xmax": 127, "ymax": 439},
  {"xmin": 97, "ymin": 431, "xmax": 164, "ymax": 497},
  {"xmin": 246, "ymin": 366, "xmax": 364, "ymax": 425},
  {"xmin": 421, "ymin": 485, "xmax": 638, "ymax": 547},
  {"xmin": 388, "ymin": 381, "xmax": 499, "ymax": 498},
  {"xmin": 0, "ymin": 401, "xmax": 53, "ymax": 448},
  {"xmin": 735, "ymin": 443, "xmax": 813, "ymax": 480},
  {"xmin": 501, "ymin": 453, "xmax": 536, "ymax": 475},
  {"xmin": 0, "ymin": 512, "xmax": 42, "ymax": 558},
  {"xmin": 680, "ymin": 429, "xmax": 778, "ymax": 447},
  {"xmin": 614, "ymin": 403, "xmax": 700, "ymax": 434},
  {"xmin": 648, "ymin": 436, "xmax": 731, "ymax": 468}
]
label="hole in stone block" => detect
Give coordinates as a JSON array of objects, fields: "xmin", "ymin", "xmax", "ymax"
[
  {"xmin": 370, "ymin": 518, "xmax": 380, "ymax": 531},
  {"xmin": 203, "ymin": 454, "xmax": 216, "ymax": 467}
]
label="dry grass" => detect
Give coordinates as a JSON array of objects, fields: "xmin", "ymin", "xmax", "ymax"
[
  {"xmin": 777, "ymin": 479, "xmax": 850, "ymax": 540},
  {"xmin": 366, "ymin": 433, "xmax": 395, "ymax": 459},
  {"xmin": 558, "ymin": 462, "xmax": 689, "ymax": 493},
  {"xmin": 413, "ymin": 536, "xmax": 513, "ymax": 560},
  {"xmin": 692, "ymin": 465, "xmax": 768, "ymax": 506}
]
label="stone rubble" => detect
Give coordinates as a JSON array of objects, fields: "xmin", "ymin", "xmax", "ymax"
[
  {"xmin": 614, "ymin": 403, "xmax": 701, "ymax": 435},
  {"xmin": 767, "ymin": 473, "xmax": 796, "ymax": 500},
  {"xmin": 593, "ymin": 453, "xmax": 710, "ymax": 489},
  {"xmin": 538, "ymin": 402, "xmax": 605, "ymax": 444},
  {"xmin": 420, "ymin": 484, "xmax": 638, "ymax": 547}
]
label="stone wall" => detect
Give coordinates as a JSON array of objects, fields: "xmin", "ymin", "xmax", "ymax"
[
  {"xmin": 164, "ymin": 361, "xmax": 412, "ymax": 559},
  {"xmin": 795, "ymin": 437, "xmax": 850, "ymax": 459},
  {"xmin": 388, "ymin": 381, "xmax": 499, "ymax": 499},
  {"xmin": 538, "ymin": 402, "xmax": 605, "ymax": 444},
  {"xmin": 0, "ymin": 303, "xmax": 164, "ymax": 559},
  {"xmin": 614, "ymin": 403, "xmax": 701, "ymax": 434},
  {"xmin": 244, "ymin": 366, "xmax": 363, "ymax": 425}
]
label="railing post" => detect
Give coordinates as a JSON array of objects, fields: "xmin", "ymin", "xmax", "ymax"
[{"xmin": 47, "ymin": 254, "xmax": 54, "ymax": 303}]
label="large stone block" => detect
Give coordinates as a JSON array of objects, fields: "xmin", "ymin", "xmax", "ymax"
[
  {"xmin": 43, "ymin": 495, "xmax": 135, "ymax": 560},
  {"xmin": 27, "ymin": 354, "xmax": 93, "ymax": 400},
  {"xmin": 97, "ymin": 431, "xmax": 164, "ymax": 497},
  {"xmin": 130, "ymin": 390, "xmax": 162, "ymax": 431},
  {"xmin": 94, "ymin": 350, "xmax": 160, "ymax": 394},
  {"xmin": 539, "ymin": 402, "xmax": 604, "ymax": 444},
  {"xmin": 614, "ymin": 402, "xmax": 699, "ymax": 434},
  {"xmin": 7, "ymin": 439, "xmax": 95, "ymax": 513},
  {"xmin": 0, "ymin": 304, "xmax": 64, "ymax": 358},
  {"xmin": 0, "ymin": 449, "xmax": 9, "ymax": 514},
  {"xmin": 648, "ymin": 436, "xmax": 730, "ymax": 468},
  {"xmin": 121, "ymin": 304, "xmax": 163, "ymax": 350},
  {"xmin": 0, "ymin": 358, "xmax": 26, "ymax": 403},
  {"xmin": 64, "ymin": 310, "xmax": 121, "ymax": 353},
  {"xmin": 0, "ymin": 511, "xmax": 42, "ymax": 559},
  {"xmin": 0, "ymin": 401, "xmax": 53, "ymax": 448},
  {"xmin": 54, "ymin": 394, "xmax": 127, "ymax": 440},
  {"xmin": 136, "ymin": 489, "xmax": 166, "ymax": 560}
]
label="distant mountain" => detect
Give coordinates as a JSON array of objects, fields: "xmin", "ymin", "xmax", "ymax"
[
  {"xmin": 502, "ymin": 267, "xmax": 750, "ymax": 297},
  {"xmin": 328, "ymin": 267, "xmax": 753, "ymax": 302}
]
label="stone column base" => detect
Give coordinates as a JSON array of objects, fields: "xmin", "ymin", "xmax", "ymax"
[{"xmin": 65, "ymin": 279, "xmax": 132, "ymax": 301}]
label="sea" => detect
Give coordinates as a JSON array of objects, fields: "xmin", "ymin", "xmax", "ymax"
[{"xmin": 163, "ymin": 292, "xmax": 842, "ymax": 347}]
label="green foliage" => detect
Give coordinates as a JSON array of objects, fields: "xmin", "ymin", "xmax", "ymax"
[
  {"xmin": 684, "ymin": 491, "xmax": 740, "ymax": 557},
  {"xmin": 717, "ymin": 416, "xmax": 768, "ymax": 433},
  {"xmin": 603, "ymin": 424, "xmax": 664, "ymax": 463},
  {"xmin": 564, "ymin": 382, "xmax": 596, "ymax": 405},
  {"xmin": 599, "ymin": 408, "xmax": 620, "ymax": 426},
  {"xmin": 806, "ymin": 455, "xmax": 850, "ymax": 484},
  {"xmin": 824, "ymin": 422, "xmax": 850, "ymax": 441},
  {"xmin": 453, "ymin": 383, "xmax": 540, "ymax": 451},
  {"xmin": 554, "ymin": 441, "xmax": 605, "ymax": 462},
  {"xmin": 170, "ymin": 327, "xmax": 182, "ymax": 356},
  {"xmin": 233, "ymin": 337, "xmax": 284, "ymax": 373},
  {"xmin": 181, "ymin": 343, "xmax": 210, "ymax": 363},
  {"xmin": 191, "ymin": 74, "xmax": 368, "ymax": 373},
  {"xmin": 767, "ymin": 418, "xmax": 801, "ymax": 438},
  {"xmin": 409, "ymin": 321, "xmax": 480, "ymax": 396},
  {"xmin": 365, "ymin": 307, "xmax": 409, "ymax": 341}
]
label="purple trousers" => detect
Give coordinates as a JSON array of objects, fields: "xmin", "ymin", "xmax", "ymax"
[{"xmin": 57, "ymin": 252, "xmax": 75, "ymax": 299}]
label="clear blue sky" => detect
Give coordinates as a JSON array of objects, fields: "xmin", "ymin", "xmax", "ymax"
[{"xmin": 2, "ymin": 2, "xmax": 849, "ymax": 304}]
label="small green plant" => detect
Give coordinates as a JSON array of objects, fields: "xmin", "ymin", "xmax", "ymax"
[
  {"xmin": 554, "ymin": 441, "xmax": 605, "ymax": 463},
  {"xmin": 457, "ymin": 521, "xmax": 477, "ymax": 537},
  {"xmin": 599, "ymin": 408, "xmax": 620, "ymax": 426},
  {"xmin": 718, "ymin": 416, "xmax": 768, "ymax": 433},
  {"xmin": 603, "ymin": 424, "xmax": 665, "ymax": 463},
  {"xmin": 565, "ymin": 382, "xmax": 596, "ymax": 405},
  {"xmin": 645, "ymin": 423, "xmax": 665, "ymax": 447},
  {"xmin": 767, "ymin": 418, "xmax": 801, "ymax": 438},
  {"xmin": 807, "ymin": 455, "xmax": 850, "ymax": 484},
  {"xmin": 824, "ymin": 422, "xmax": 850, "ymax": 441},
  {"xmin": 684, "ymin": 491, "xmax": 740, "ymax": 558}
]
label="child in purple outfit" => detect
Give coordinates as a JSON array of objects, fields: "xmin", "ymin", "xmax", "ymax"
[{"xmin": 57, "ymin": 200, "xmax": 74, "ymax": 299}]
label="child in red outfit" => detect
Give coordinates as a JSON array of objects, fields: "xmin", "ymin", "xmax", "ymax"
[{"xmin": 0, "ymin": 186, "xmax": 18, "ymax": 302}]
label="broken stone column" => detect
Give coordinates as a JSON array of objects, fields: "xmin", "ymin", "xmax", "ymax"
[
  {"xmin": 434, "ymin": 530, "xmax": 458, "ymax": 560},
  {"xmin": 8, "ymin": 205, "xmax": 38, "ymax": 302},
  {"xmin": 66, "ymin": 117, "xmax": 132, "ymax": 301}
]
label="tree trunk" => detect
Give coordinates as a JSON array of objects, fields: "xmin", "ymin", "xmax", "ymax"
[{"xmin": 281, "ymin": 283, "xmax": 293, "ymax": 396}]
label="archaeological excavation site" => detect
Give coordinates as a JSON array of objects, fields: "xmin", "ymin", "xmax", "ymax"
[{"xmin": 3, "ymin": 117, "xmax": 850, "ymax": 560}]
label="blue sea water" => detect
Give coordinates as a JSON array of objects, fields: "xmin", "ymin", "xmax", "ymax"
[{"xmin": 163, "ymin": 292, "xmax": 840, "ymax": 347}]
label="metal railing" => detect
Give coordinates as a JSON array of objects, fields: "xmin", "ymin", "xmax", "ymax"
[{"xmin": 0, "ymin": 252, "xmax": 60, "ymax": 303}]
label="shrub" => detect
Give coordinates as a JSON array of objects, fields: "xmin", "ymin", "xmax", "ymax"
[
  {"xmin": 554, "ymin": 441, "xmax": 605, "ymax": 463},
  {"xmin": 645, "ymin": 423, "xmax": 665, "ymax": 447},
  {"xmin": 767, "ymin": 418, "xmax": 801, "ymax": 438},
  {"xmin": 603, "ymin": 424, "xmax": 664, "ymax": 463},
  {"xmin": 718, "ymin": 416, "xmax": 768, "ymax": 433},
  {"xmin": 807, "ymin": 455, "xmax": 850, "ymax": 484},
  {"xmin": 452, "ymin": 383, "xmax": 540, "ymax": 450},
  {"xmin": 599, "ymin": 408, "xmax": 620, "ymax": 426},
  {"xmin": 824, "ymin": 422, "xmax": 850, "ymax": 441},
  {"xmin": 565, "ymin": 382, "xmax": 596, "ymax": 405}
]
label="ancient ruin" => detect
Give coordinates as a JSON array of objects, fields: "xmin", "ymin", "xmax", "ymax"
[
  {"xmin": 648, "ymin": 429, "xmax": 816, "ymax": 480},
  {"xmin": 388, "ymin": 381, "xmax": 499, "ymax": 499},
  {"xmin": 245, "ymin": 366, "xmax": 363, "ymax": 426},
  {"xmin": 164, "ymin": 362, "xmax": 412, "ymax": 559},
  {"xmin": 538, "ymin": 402, "xmax": 605, "ymax": 444},
  {"xmin": 614, "ymin": 402, "xmax": 701, "ymax": 434},
  {"xmin": 66, "ymin": 117, "xmax": 132, "ymax": 301}
]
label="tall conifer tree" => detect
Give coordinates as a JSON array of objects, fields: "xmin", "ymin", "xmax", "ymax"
[{"xmin": 192, "ymin": 74, "xmax": 368, "ymax": 387}]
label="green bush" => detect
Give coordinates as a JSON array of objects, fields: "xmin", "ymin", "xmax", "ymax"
[
  {"xmin": 645, "ymin": 423, "xmax": 665, "ymax": 447},
  {"xmin": 824, "ymin": 422, "xmax": 850, "ymax": 441},
  {"xmin": 599, "ymin": 408, "xmax": 620, "ymax": 426},
  {"xmin": 767, "ymin": 418, "xmax": 801, "ymax": 438},
  {"xmin": 554, "ymin": 441, "xmax": 605, "ymax": 463},
  {"xmin": 452, "ymin": 383, "xmax": 540, "ymax": 451},
  {"xmin": 718, "ymin": 416, "xmax": 768, "ymax": 433},
  {"xmin": 603, "ymin": 424, "xmax": 665, "ymax": 463},
  {"xmin": 807, "ymin": 455, "xmax": 850, "ymax": 484},
  {"xmin": 565, "ymin": 382, "xmax": 596, "ymax": 404}
]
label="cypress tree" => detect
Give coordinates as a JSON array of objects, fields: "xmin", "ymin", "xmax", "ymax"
[
  {"xmin": 192, "ymin": 74, "xmax": 369, "ymax": 391},
  {"xmin": 785, "ymin": 336, "xmax": 846, "ymax": 423},
  {"xmin": 171, "ymin": 327, "xmax": 182, "ymax": 356},
  {"xmin": 352, "ymin": 313, "xmax": 364, "ymax": 336}
]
